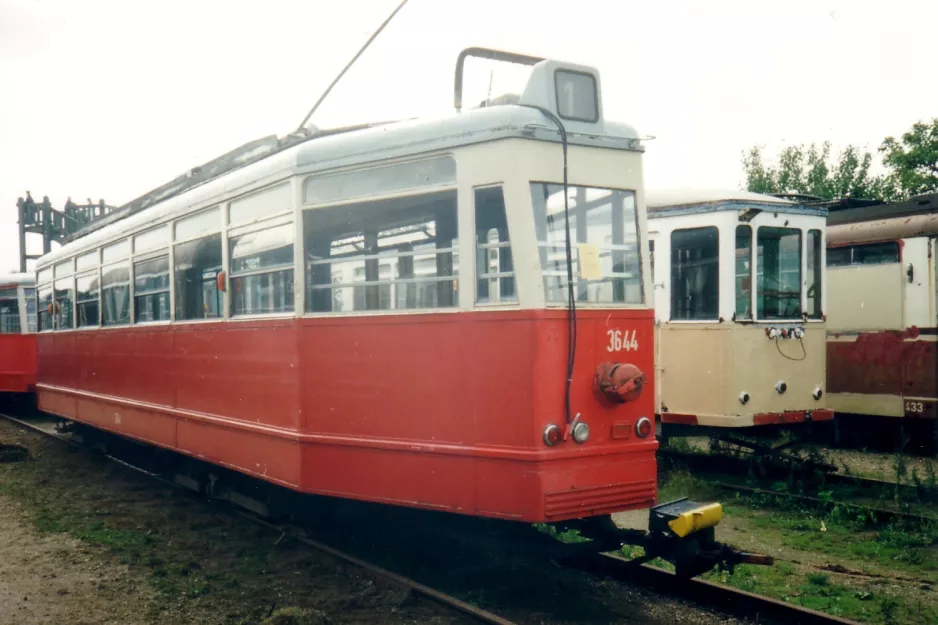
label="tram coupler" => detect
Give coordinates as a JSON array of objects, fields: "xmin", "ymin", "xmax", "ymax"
[{"xmin": 644, "ymin": 497, "xmax": 773, "ymax": 577}]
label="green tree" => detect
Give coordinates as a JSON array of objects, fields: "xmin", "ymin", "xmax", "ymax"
[
  {"xmin": 879, "ymin": 118, "xmax": 938, "ymax": 198},
  {"xmin": 741, "ymin": 141, "xmax": 893, "ymax": 200}
]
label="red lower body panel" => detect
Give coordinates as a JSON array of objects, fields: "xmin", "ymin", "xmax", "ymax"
[
  {"xmin": 0, "ymin": 334, "xmax": 37, "ymax": 393},
  {"xmin": 37, "ymin": 310, "xmax": 659, "ymax": 523}
]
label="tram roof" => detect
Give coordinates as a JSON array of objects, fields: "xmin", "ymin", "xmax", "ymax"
[
  {"xmin": 0, "ymin": 273, "xmax": 35, "ymax": 287},
  {"xmin": 38, "ymin": 104, "xmax": 642, "ymax": 270},
  {"xmin": 645, "ymin": 188, "xmax": 827, "ymax": 218}
]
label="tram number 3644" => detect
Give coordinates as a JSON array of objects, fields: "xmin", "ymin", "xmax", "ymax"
[{"xmin": 607, "ymin": 329, "xmax": 639, "ymax": 352}]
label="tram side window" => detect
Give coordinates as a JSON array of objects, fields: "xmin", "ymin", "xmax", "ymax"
[
  {"xmin": 24, "ymin": 288, "xmax": 37, "ymax": 332},
  {"xmin": 76, "ymin": 273, "xmax": 100, "ymax": 327},
  {"xmin": 230, "ymin": 223, "xmax": 295, "ymax": 316},
  {"xmin": 757, "ymin": 227, "xmax": 801, "ymax": 320},
  {"xmin": 671, "ymin": 227, "xmax": 719, "ymax": 321},
  {"xmin": 38, "ymin": 286, "xmax": 53, "ymax": 331},
  {"xmin": 102, "ymin": 264, "xmax": 131, "ymax": 326},
  {"xmin": 174, "ymin": 235, "xmax": 223, "ymax": 320},
  {"xmin": 735, "ymin": 225, "xmax": 752, "ymax": 320},
  {"xmin": 54, "ymin": 277, "xmax": 74, "ymax": 330},
  {"xmin": 134, "ymin": 255, "xmax": 171, "ymax": 322},
  {"xmin": 806, "ymin": 229, "xmax": 822, "ymax": 319},
  {"xmin": 475, "ymin": 187, "xmax": 515, "ymax": 304},
  {"xmin": 0, "ymin": 288, "xmax": 20, "ymax": 333},
  {"xmin": 304, "ymin": 190, "xmax": 458, "ymax": 313},
  {"xmin": 531, "ymin": 183, "xmax": 642, "ymax": 304},
  {"xmin": 827, "ymin": 242, "xmax": 899, "ymax": 267}
]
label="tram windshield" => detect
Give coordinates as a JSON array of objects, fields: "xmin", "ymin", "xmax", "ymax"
[
  {"xmin": 757, "ymin": 227, "xmax": 801, "ymax": 320},
  {"xmin": 0, "ymin": 288, "xmax": 20, "ymax": 333},
  {"xmin": 531, "ymin": 183, "xmax": 643, "ymax": 305}
]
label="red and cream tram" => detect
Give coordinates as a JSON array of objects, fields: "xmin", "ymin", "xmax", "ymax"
[
  {"xmin": 33, "ymin": 50, "xmax": 731, "ymax": 567},
  {"xmin": 826, "ymin": 193, "xmax": 938, "ymax": 450},
  {"xmin": 0, "ymin": 272, "xmax": 38, "ymax": 395}
]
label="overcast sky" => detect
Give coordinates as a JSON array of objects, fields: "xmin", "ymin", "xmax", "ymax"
[{"xmin": 1, "ymin": 0, "xmax": 935, "ymax": 272}]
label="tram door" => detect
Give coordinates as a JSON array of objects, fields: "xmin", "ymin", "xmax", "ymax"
[{"xmin": 201, "ymin": 267, "xmax": 222, "ymax": 318}]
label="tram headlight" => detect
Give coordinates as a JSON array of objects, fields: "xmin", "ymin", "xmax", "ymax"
[
  {"xmin": 739, "ymin": 392, "xmax": 750, "ymax": 405},
  {"xmin": 572, "ymin": 421, "xmax": 590, "ymax": 444},
  {"xmin": 775, "ymin": 380, "xmax": 787, "ymax": 394},
  {"xmin": 813, "ymin": 386, "xmax": 823, "ymax": 401},
  {"xmin": 635, "ymin": 417, "xmax": 652, "ymax": 438},
  {"xmin": 543, "ymin": 424, "xmax": 562, "ymax": 446}
]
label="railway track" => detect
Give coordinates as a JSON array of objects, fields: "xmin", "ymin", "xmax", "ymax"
[
  {"xmin": 0, "ymin": 411, "xmax": 867, "ymax": 625},
  {"xmin": 660, "ymin": 447, "xmax": 937, "ymax": 497}
]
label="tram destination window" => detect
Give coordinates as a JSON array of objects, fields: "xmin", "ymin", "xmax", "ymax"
[
  {"xmin": 757, "ymin": 227, "xmax": 801, "ymax": 320},
  {"xmin": 555, "ymin": 70, "xmax": 598, "ymax": 122},
  {"xmin": 806, "ymin": 229, "xmax": 822, "ymax": 319},
  {"xmin": 76, "ymin": 273, "xmax": 100, "ymax": 327},
  {"xmin": 475, "ymin": 187, "xmax": 515, "ymax": 304},
  {"xmin": 230, "ymin": 223, "xmax": 294, "ymax": 316},
  {"xmin": 102, "ymin": 264, "xmax": 130, "ymax": 326},
  {"xmin": 671, "ymin": 227, "xmax": 719, "ymax": 321},
  {"xmin": 304, "ymin": 190, "xmax": 458, "ymax": 313},
  {"xmin": 531, "ymin": 183, "xmax": 642, "ymax": 305},
  {"xmin": 0, "ymin": 288, "xmax": 20, "ymax": 333},
  {"xmin": 134, "ymin": 255, "xmax": 171, "ymax": 322},
  {"xmin": 735, "ymin": 226, "xmax": 752, "ymax": 320},
  {"xmin": 54, "ymin": 277, "xmax": 74, "ymax": 330}
]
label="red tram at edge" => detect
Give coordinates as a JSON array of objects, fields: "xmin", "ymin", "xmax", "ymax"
[
  {"xmin": 0, "ymin": 273, "xmax": 37, "ymax": 396},
  {"xmin": 30, "ymin": 50, "xmax": 732, "ymax": 572}
]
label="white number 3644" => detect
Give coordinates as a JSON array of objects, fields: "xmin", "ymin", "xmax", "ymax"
[{"xmin": 607, "ymin": 329, "xmax": 639, "ymax": 352}]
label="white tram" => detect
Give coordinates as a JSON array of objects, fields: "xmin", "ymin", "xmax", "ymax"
[{"xmin": 645, "ymin": 190, "xmax": 832, "ymax": 434}]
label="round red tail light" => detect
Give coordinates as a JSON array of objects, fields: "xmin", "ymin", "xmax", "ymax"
[
  {"xmin": 635, "ymin": 417, "xmax": 652, "ymax": 438},
  {"xmin": 543, "ymin": 424, "xmax": 562, "ymax": 446}
]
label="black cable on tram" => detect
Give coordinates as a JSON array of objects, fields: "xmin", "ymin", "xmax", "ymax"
[{"xmin": 524, "ymin": 106, "xmax": 577, "ymax": 428}]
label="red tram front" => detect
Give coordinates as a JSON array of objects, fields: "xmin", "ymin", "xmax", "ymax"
[
  {"xmin": 34, "ymin": 54, "xmax": 677, "ymax": 527},
  {"xmin": 0, "ymin": 273, "xmax": 38, "ymax": 395}
]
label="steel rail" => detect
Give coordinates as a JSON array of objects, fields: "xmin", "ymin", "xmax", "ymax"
[
  {"xmin": 660, "ymin": 448, "xmax": 935, "ymax": 496},
  {"xmin": 1, "ymin": 411, "xmax": 870, "ymax": 625},
  {"xmin": 567, "ymin": 553, "xmax": 864, "ymax": 625},
  {"xmin": 0, "ymin": 412, "xmax": 517, "ymax": 625},
  {"xmin": 713, "ymin": 481, "xmax": 936, "ymax": 525}
]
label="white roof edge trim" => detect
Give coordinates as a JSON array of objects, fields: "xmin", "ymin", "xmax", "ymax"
[{"xmin": 38, "ymin": 105, "xmax": 643, "ymax": 270}]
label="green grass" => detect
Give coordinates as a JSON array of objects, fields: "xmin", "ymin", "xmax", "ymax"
[{"xmin": 659, "ymin": 469, "xmax": 938, "ymax": 625}]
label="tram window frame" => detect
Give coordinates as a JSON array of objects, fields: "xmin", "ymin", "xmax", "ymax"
[
  {"xmin": 554, "ymin": 69, "xmax": 599, "ymax": 123},
  {"xmin": 101, "ymin": 262, "xmax": 131, "ymax": 326},
  {"xmin": 37, "ymin": 285, "xmax": 53, "ymax": 331},
  {"xmin": 531, "ymin": 183, "xmax": 643, "ymax": 306},
  {"xmin": 229, "ymin": 182, "xmax": 293, "ymax": 228},
  {"xmin": 670, "ymin": 226, "xmax": 720, "ymax": 321},
  {"xmin": 53, "ymin": 276, "xmax": 75, "ymax": 330},
  {"xmin": 24, "ymin": 287, "xmax": 37, "ymax": 333},
  {"xmin": 735, "ymin": 225, "xmax": 753, "ymax": 321},
  {"xmin": 757, "ymin": 226, "xmax": 802, "ymax": 321},
  {"xmin": 474, "ymin": 186, "xmax": 516, "ymax": 305},
  {"xmin": 133, "ymin": 253, "xmax": 171, "ymax": 323},
  {"xmin": 76, "ymin": 271, "xmax": 101, "ymax": 328},
  {"xmin": 174, "ymin": 207, "xmax": 223, "ymax": 322},
  {"xmin": 806, "ymin": 229, "xmax": 823, "ymax": 319},
  {"xmin": 0, "ymin": 287, "xmax": 20, "ymax": 333},
  {"xmin": 229, "ymin": 220, "xmax": 295, "ymax": 317},
  {"xmin": 827, "ymin": 242, "xmax": 900, "ymax": 267},
  {"xmin": 303, "ymin": 189, "xmax": 459, "ymax": 314}
]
